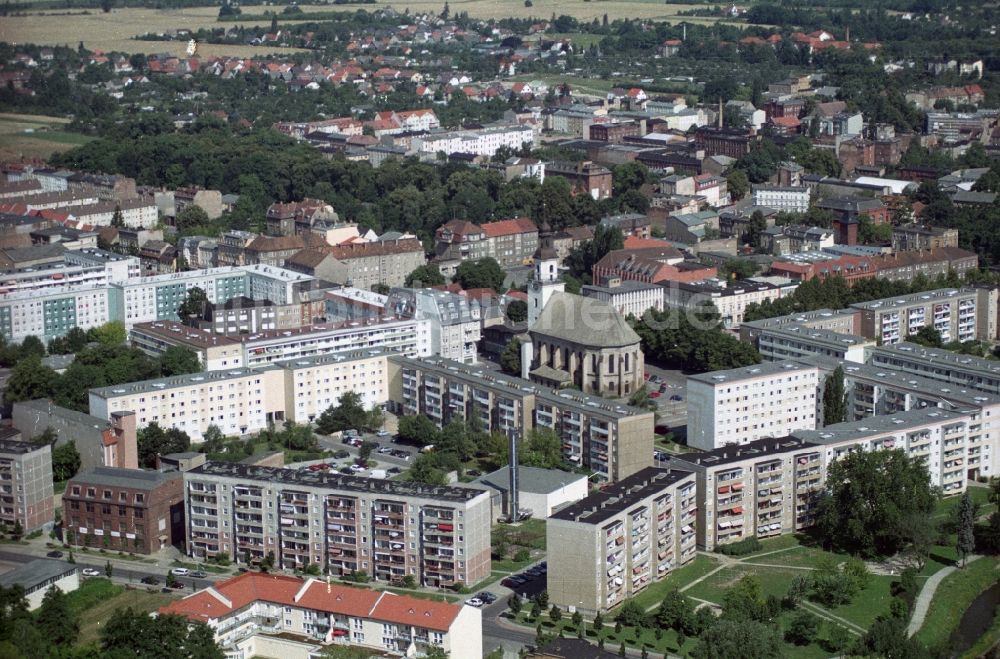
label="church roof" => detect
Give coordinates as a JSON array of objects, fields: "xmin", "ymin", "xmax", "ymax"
[{"xmin": 530, "ymin": 292, "xmax": 640, "ymax": 348}]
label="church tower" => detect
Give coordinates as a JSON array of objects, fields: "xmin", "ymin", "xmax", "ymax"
[{"xmin": 528, "ymin": 221, "xmax": 564, "ymax": 328}]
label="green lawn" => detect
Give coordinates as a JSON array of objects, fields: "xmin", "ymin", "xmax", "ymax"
[
  {"xmin": 547, "ymin": 32, "xmax": 605, "ymax": 48},
  {"xmin": 914, "ymin": 557, "xmax": 1000, "ymax": 649},
  {"xmin": 686, "ymin": 564, "xmax": 799, "ymax": 604},
  {"xmin": 381, "ymin": 587, "xmax": 460, "ymax": 603},
  {"xmin": 630, "ymin": 554, "xmax": 721, "ymax": 610},
  {"xmin": 25, "ymin": 130, "xmax": 93, "ymax": 145},
  {"xmin": 828, "ymin": 575, "xmax": 896, "ymax": 629},
  {"xmin": 62, "ymin": 578, "xmax": 178, "ymax": 646}
]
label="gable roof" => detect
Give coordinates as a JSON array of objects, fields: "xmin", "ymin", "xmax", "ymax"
[
  {"xmin": 160, "ymin": 572, "xmax": 462, "ymax": 631},
  {"xmin": 480, "ymin": 217, "xmax": 537, "ymax": 238}
]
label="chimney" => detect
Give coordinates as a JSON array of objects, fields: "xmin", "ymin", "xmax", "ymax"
[{"xmin": 718, "ymin": 98, "xmax": 723, "ymax": 129}]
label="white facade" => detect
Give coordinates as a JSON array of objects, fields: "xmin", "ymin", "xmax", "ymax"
[
  {"xmin": 687, "ymin": 362, "xmax": 820, "ymax": 450},
  {"xmin": 416, "ymin": 125, "xmax": 535, "ymax": 158},
  {"xmin": 751, "ymin": 185, "xmax": 811, "ymax": 213},
  {"xmin": 528, "ymin": 252, "xmax": 563, "ymax": 328},
  {"xmin": 582, "ymin": 281, "xmax": 664, "ymax": 320},
  {"xmin": 0, "ymin": 285, "xmax": 112, "ymax": 343}
]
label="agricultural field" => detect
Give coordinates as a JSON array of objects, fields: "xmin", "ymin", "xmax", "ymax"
[
  {"xmin": 367, "ymin": 0, "xmax": 750, "ymax": 23},
  {"xmin": 0, "ymin": 7, "xmax": 310, "ymax": 57},
  {"xmin": 0, "ymin": 113, "xmax": 91, "ymax": 161}
]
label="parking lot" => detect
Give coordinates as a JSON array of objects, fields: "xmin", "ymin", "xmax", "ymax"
[
  {"xmin": 308, "ymin": 429, "xmax": 424, "ymax": 477},
  {"xmin": 499, "ymin": 561, "xmax": 548, "ymax": 600}
]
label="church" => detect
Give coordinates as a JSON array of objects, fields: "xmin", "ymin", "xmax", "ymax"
[{"xmin": 522, "ymin": 224, "xmax": 645, "ymax": 398}]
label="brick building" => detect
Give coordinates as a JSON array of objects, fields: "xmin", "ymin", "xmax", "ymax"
[{"xmin": 63, "ymin": 467, "xmax": 184, "ymax": 554}]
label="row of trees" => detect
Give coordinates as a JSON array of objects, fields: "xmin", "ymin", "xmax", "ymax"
[
  {"xmin": 630, "ymin": 305, "xmax": 761, "ymax": 374},
  {"xmin": 3, "ymin": 338, "xmax": 201, "ymax": 413}
]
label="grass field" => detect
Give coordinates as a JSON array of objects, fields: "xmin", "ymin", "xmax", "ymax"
[
  {"xmin": 0, "ymin": 113, "xmax": 91, "ymax": 160},
  {"xmin": 915, "ymin": 557, "xmax": 1000, "ymax": 650},
  {"xmin": 63, "ymin": 578, "xmax": 179, "ymax": 646},
  {"xmin": 1, "ymin": 2, "xmax": 749, "ymax": 58},
  {"xmin": 0, "ymin": 7, "xmax": 310, "ymax": 57}
]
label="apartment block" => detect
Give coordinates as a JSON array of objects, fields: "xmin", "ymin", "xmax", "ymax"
[
  {"xmin": 687, "ymin": 362, "xmax": 820, "ymax": 451},
  {"xmin": 850, "ymin": 287, "xmax": 996, "ymax": 345},
  {"xmin": 836, "ymin": 361, "xmax": 1000, "ymax": 480},
  {"xmin": 740, "ymin": 308, "xmax": 860, "ymax": 345},
  {"xmin": 130, "ymin": 316, "xmax": 431, "ymax": 369},
  {"xmin": 581, "ymin": 278, "xmax": 665, "ymax": 320},
  {"xmin": 161, "ymin": 572, "xmax": 482, "ymax": 659},
  {"xmin": 0, "ymin": 249, "xmax": 137, "ymax": 295},
  {"xmin": 112, "ymin": 265, "xmax": 315, "ymax": 326},
  {"xmin": 63, "ymin": 467, "xmax": 184, "ymax": 554},
  {"xmin": 89, "ymin": 348, "xmax": 393, "ymax": 441},
  {"xmin": 387, "ymin": 356, "xmax": 654, "ymax": 482},
  {"xmin": 182, "ymin": 462, "xmax": 492, "ymax": 588},
  {"xmin": 868, "ymin": 342, "xmax": 1000, "ymax": 397},
  {"xmin": 89, "ymin": 366, "xmax": 287, "ymax": 441},
  {"xmin": 892, "ymin": 224, "xmax": 959, "ymax": 252},
  {"xmin": 0, "ymin": 284, "xmax": 112, "ymax": 342},
  {"xmin": 755, "ymin": 324, "xmax": 873, "ymax": 364},
  {"xmin": 663, "ymin": 279, "xmax": 785, "ymax": 330},
  {"xmin": 0, "ymin": 437, "xmax": 54, "ymax": 534},
  {"xmin": 750, "ymin": 185, "xmax": 811, "ymax": 213},
  {"xmin": 795, "ymin": 408, "xmax": 976, "ymax": 496},
  {"xmin": 547, "ymin": 467, "xmax": 697, "ymax": 614},
  {"xmin": 670, "ymin": 437, "xmax": 825, "ymax": 550},
  {"xmin": 385, "ymin": 288, "xmax": 481, "ymax": 364}
]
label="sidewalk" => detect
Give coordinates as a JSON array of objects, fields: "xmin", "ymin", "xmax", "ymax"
[{"xmin": 907, "ymin": 554, "xmax": 982, "ymax": 637}]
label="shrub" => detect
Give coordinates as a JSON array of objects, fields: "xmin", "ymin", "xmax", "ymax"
[{"xmin": 715, "ymin": 535, "xmax": 762, "ymax": 556}]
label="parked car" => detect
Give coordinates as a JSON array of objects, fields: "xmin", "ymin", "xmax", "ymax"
[
  {"xmin": 81, "ymin": 568, "xmax": 100, "ymax": 577},
  {"xmin": 387, "ymin": 467, "xmax": 402, "ymax": 475},
  {"xmin": 377, "ymin": 446, "xmax": 393, "ymax": 454},
  {"xmin": 191, "ymin": 570, "xmax": 207, "ymax": 579},
  {"xmin": 46, "ymin": 550, "xmax": 63, "ymax": 558},
  {"xmin": 344, "ymin": 429, "xmax": 359, "ymax": 438},
  {"xmin": 466, "ymin": 469, "xmax": 482, "ymax": 477},
  {"xmin": 649, "ymin": 391, "xmax": 661, "ymax": 398},
  {"xmin": 478, "ymin": 591, "xmax": 497, "ymax": 604},
  {"xmin": 141, "ymin": 575, "xmax": 159, "ymax": 585},
  {"xmin": 464, "ymin": 598, "xmax": 484, "ymax": 607},
  {"xmin": 391, "ymin": 450, "xmax": 410, "ymax": 460},
  {"xmin": 170, "ymin": 567, "xmax": 190, "ymax": 576},
  {"xmin": 376, "ymin": 430, "xmax": 391, "ymax": 438},
  {"xmin": 349, "ymin": 464, "xmax": 366, "ymax": 472},
  {"xmin": 659, "ymin": 383, "xmax": 668, "ymax": 393},
  {"xmin": 334, "ymin": 450, "xmax": 350, "ymax": 459},
  {"xmin": 670, "ymin": 394, "xmax": 683, "ymax": 401}
]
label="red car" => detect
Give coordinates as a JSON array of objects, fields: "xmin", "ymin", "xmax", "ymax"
[{"xmin": 649, "ymin": 392, "xmax": 661, "ymax": 398}]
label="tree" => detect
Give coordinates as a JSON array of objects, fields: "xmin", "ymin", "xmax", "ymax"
[
  {"xmin": 91, "ymin": 320, "xmax": 127, "ymax": 346},
  {"xmin": 855, "ymin": 615, "xmax": 930, "ymax": 659},
  {"xmin": 810, "ymin": 556, "xmax": 856, "ymax": 607},
  {"xmin": 176, "ymin": 206, "xmax": 211, "ymax": 232},
  {"xmin": 200, "ymin": 425, "xmax": 225, "ymax": 455},
  {"xmin": 565, "ymin": 224, "xmax": 624, "ymax": 280},
  {"xmin": 655, "ymin": 588, "xmax": 695, "ymax": 633},
  {"xmin": 593, "ymin": 611, "xmax": 604, "ymax": 633},
  {"xmin": 721, "ymin": 576, "xmax": 766, "ymax": 622},
  {"xmin": 105, "ymin": 560, "xmax": 113, "ymax": 577},
  {"xmin": 783, "ymin": 574, "xmax": 811, "ymax": 608},
  {"xmin": 816, "ymin": 449, "xmax": 936, "ymax": 557},
  {"xmin": 822, "ymin": 365, "xmax": 847, "ymax": 426},
  {"xmin": 719, "ymin": 258, "xmax": 755, "ymax": 280},
  {"xmin": 506, "ymin": 299, "xmax": 527, "ymax": 323},
  {"xmin": 36, "ymin": 586, "xmax": 78, "ymax": 648},
  {"xmin": 691, "ymin": 619, "xmax": 781, "ymax": 659},
  {"xmin": 177, "ymin": 287, "xmax": 208, "ymax": 319},
  {"xmin": 858, "ymin": 215, "xmax": 892, "ymax": 244},
  {"xmin": 51, "ymin": 441, "xmax": 81, "ymax": 482},
  {"xmin": 549, "ymin": 605, "xmax": 562, "ymax": 623},
  {"xmin": 908, "ymin": 325, "xmax": 943, "ymax": 348},
  {"xmin": 316, "ymin": 391, "xmax": 370, "ymax": 435},
  {"xmin": 159, "ymin": 346, "xmax": 202, "ymax": 377},
  {"xmin": 397, "ymin": 414, "xmax": 440, "ymax": 447},
  {"xmin": 3, "ymin": 356, "xmax": 58, "ymax": 407},
  {"xmin": 957, "ymin": 491, "xmax": 976, "ymax": 567},
  {"xmin": 785, "ymin": 610, "xmax": 818, "ymax": 646},
  {"xmin": 500, "ymin": 338, "xmax": 522, "ymax": 376},
  {"xmin": 111, "ymin": 204, "xmax": 124, "ymax": 227},
  {"xmin": 101, "ymin": 608, "xmax": 223, "ymax": 658},
  {"xmin": 137, "ymin": 423, "xmax": 192, "ymax": 468},
  {"xmin": 726, "ymin": 169, "xmax": 750, "ymax": 201},
  {"xmin": 746, "ymin": 210, "xmax": 767, "ymax": 249},
  {"xmin": 508, "ymin": 593, "xmax": 522, "ymax": 615},
  {"xmin": 521, "ymin": 428, "xmax": 563, "ymax": 469},
  {"xmin": 454, "ymin": 257, "xmax": 505, "ymax": 293},
  {"xmin": 405, "ymin": 264, "xmax": 446, "ymax": 287}
]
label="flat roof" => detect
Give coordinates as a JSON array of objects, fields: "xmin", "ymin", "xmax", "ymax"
[
  {"xmin": 795, "ymin": 407, "xmax": 970, "ymax": 444},
  {"xmin": 671, "ymin": 436, "xmax": 821, "ymax": 469},
  {"xmin": 871, "ymin": 342, "xmax": 1000, "ymax": 378},
  {"xmin": 391, "ymin": 355, "xmax": 651, "ymax": 420},
  {"xmin": 849, "ymin": 287, "xmax": 975, "ymax": 311},
  {"xmin": 68, "ymin": 466, "xmax": 181, "ymax": 491},
  {"xmin": 0, "ymin": 559, "xmax": 76, "ymax": 589},
  {"xmin": 188, "ymin": 461, "xmax": 487, "ymax": 504},
  {"xmin": 90, "ymin": 365, "xmax": 278, "ymax": 399},
  {"xmin": 0, "ymin": 438, "xmax": 44, "ymax": 455},
  {"xmin": 581, "ymin": 279, "xmax": 663, "ymax": 295},
  {"xmin": 549, "ymin": 467, "xmax": 693, "ymax": 525},
  {"xmin": 688, "ymin": 360, "xmax": 815, "ymax": 385},
  {"xmin": 474, "ymin": 466, "xmax": 587, "ymax": 495},
  {"xmin": 116, "ymin": 264, "xmax": 311, "ymax": 288},
  {"xmin": 759, "ymin": 324, "xmax": 872, "ymax": 350},
  {"xmin": 840, "ymin": 362, "xmax": 1000, "ymax": 408},
  {"xmin": 741, "ymin": 308, "xmax": 857, "ymax": 331}
]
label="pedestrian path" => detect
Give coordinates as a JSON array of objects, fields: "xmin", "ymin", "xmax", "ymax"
[{"xmin": 907, "ymin": 554, "xmax": 982, "ymax": 637}]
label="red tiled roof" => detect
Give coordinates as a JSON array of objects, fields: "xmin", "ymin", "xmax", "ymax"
[
  {"xmin": 771, "ymin": 116, "xmax": 802, "ymax": 127},
  {"xmin": 623, "ymin": 236, "xmax": 673, "ymax": 250},
  {"xmin": 159, "ymin": 572, "xmax": 461, "ymax": 631},
  {"xmin": 480, "ymin": 217, "xmax": 537, "ymax": 238}
]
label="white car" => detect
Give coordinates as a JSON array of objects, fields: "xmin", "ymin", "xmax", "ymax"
[
  {"xmin": 464, "ymin": 598, "xmax": 484, "ymax": 607},
  {"xmin": 377, "ymin": 430, "xmax": 391, "ymax": 437},
  {"xmin": 171, "ymin": 567, "xmax": 190, "ymax": 576},
  {"xmin": 81, "ymin": 568, "xmax": 101, "ymax": 577},
  {"xmin": 349, "ymin": 464, "xmax": 366, "ymax": 472},
  {"xmin": 377, "ymin": 446, "xmax": 393, "ymax": 454}
]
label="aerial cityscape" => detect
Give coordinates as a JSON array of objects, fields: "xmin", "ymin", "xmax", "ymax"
[{"xmin": 0, "ymin": 0, "xmax": 998, "ymax": 657}]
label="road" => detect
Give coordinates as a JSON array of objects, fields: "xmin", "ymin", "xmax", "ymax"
[
  {"xmin": 0, "ymin": 547, "xmax": 219, "ymax": 592},
  {"xmin": 643, "ymin": 363, "xmax": 689, "ymax": 435}
]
